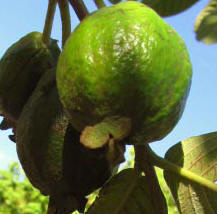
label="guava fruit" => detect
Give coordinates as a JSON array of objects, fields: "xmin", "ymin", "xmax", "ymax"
[
  {"xmin": 16, "ymin": 69, "xmax": 122, "ymax": 213},
  {"xmin": 16, "ymin": 69, "xmax": 66, "ymax": 196},
  {"xmin": 0, "ymin": 32, "xmax": 60, "ymax": 123},
  {"xmin": 57, "ymin": 2, "xmax": 192, "ymax": 145}
]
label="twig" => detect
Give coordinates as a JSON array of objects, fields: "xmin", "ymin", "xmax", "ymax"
[
  {"xmin": 42, "ymin": 0, "xmax": 57, "ymax": 44},
  {"xmin": 135, "ymin": 145, "xmax": 168, "ymax": 214},
  {"xmin": 68, "ymin": 0, "xmax": 88, "ymax": 21},
  {"xmin": 58, "ymin": 0, "xmax": 71, "ymax": 48},
  {"xmin": 93, "ymin": 0, "xmax": 106, "ymax": 9}
]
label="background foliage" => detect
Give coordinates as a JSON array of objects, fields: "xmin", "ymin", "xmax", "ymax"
[
  {"xmin": 0, "ymin": 148, "xmax": 178, "ymax": 214},
  {"xmin": 0, "ymin": 162, "xmax": 48, "ymax": 214}
]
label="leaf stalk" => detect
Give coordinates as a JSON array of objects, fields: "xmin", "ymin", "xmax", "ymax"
[
  {"xmin": 135, "ymin": 145, "xmax": 168, "ymax": 214},
  {"xmin": 148, "ymin": 146, "xmax": 217, "ymax": 192},
  {"xmin": 94, "ymin": 0, "xmax": 106, "ymax": 9},
  {"xmin": 42, "ymin": 0, "xmax": 57, "ymax": 44},
  {"xmin": 58, "ymin": 0, "xmax": 71, "ymax": 48},
  {"xmin": 68, "ymin": 0, "xmax": 88, "ymax": 21}
]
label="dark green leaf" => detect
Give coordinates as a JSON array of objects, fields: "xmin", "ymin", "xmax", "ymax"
[
  {"xmin": 108, "ymin": 0, "xmax": 121, "ymax": 4},
  {"xmin": 142, "ymin": 0, "xmax": 200, "ymax": 17},
  {"xmin": 164, "ymin": 132, "xmax": 217, "ymax": 214},
  {"xmin": 86, "ymin": 168, "xmax": 155, "ymax": 214},
  {"xmin": 194, "ymin": 0, "xmax": 217, "ymax": 44}
]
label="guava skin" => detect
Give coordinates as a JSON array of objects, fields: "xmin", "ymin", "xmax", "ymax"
[
  {"xmin": 57, "ymin": 2, "xmax": 192, "ymax": 144},
  {"xmin": 16, "ymin": 69, "xmax": 66, "ymax": 195},
  {"xmin": 0, "ymin": 32, "xmax": 60, "ymax": 122},
  {"xmin": 16, "ymin": 69, "xmax": 113, "ymax": 213}
]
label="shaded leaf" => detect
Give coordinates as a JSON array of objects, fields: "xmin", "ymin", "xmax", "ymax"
[
  {"xmin": 142, "ymin": 0, "xmax": 200, "ymax": 17},
  {"xmin": 108, "ymin": 0, "xmax": 121, "ymax": 4},
  {"xmin": 164, "ymin": 132, "xmax": 217, "ymax": 214},
  {"xmin": 86, "ymin": 168, "xmax": 155, "ymax": 214},
  {"xmin": 9, "ymin": 134, "xmax": 16, "ymax": 143},
  {"xmin": 194, "ymin": 0, "xmax": 217, "ymax": 44},
  {"xmin": 0, "ymin": 118, "xmax": 13, "ymax": 130},
  {"xmin": 80, "ymin": 116, "xmax": 131, "ymax": 149},
  {"xmin": 0, "ymin": 117, "xmax": 16, "ymax": 143}
]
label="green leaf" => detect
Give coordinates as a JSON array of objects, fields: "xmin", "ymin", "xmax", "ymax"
[
  {"xmin": 164, "ymin": 132, "xmax": 217, "ymax": 214},
  {"xmin": 80, "ymin": 116, "xmax": 131, "ymax": 149},
  {"xmin": 86, "ymin": 168, "xmax": 155, "ymax": 214},
  {"xmin": 108, "ymin": 0, "xmax": 121, "ymax": 4},
  {"xmin": 0, "ymin": 118, "xmax": 12, "ymax": 130},
  {"xmin": 141, "ymin": 0, "xmax": 200, "ymax": 17},
  {"xmin": 194, "ymin": 0, "xmax": 217, "ymax": 44}
]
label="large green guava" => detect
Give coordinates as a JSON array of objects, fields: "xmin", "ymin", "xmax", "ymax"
[{"xmin": 57, "ymin": 2, "xmax": 192, "ymax": 145}]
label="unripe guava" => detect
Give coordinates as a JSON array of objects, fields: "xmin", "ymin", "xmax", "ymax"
[
  {"xmin": 0, "ymin": 32, "xmax": 60, "ymax": 123},
  {"xmin": 16, "ymin": 69, "xmax": 121, "ymax": 213},
  {"xmin": 57, "ymin": 2, "xmax": 192, "ymax": 144}
]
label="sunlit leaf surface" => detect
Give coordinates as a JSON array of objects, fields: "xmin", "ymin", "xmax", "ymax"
[
  {"xmin": 195, "ymin": 0, "xmax": 217, "ymax": 44},
  {"xmin": 164, "ymin": 132, "xmax": 217, "ymax": 214}
]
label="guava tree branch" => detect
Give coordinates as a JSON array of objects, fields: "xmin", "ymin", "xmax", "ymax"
[
  {"xmin": 135, "ymin": 145, "xmax": 168, "ymax": 214},
  {"xmin": 94, "ymin": 0, "xmax": 106, "ymax": 9},
  {"xmin": 68, "ymin": 0, "xmax": 88, "ymax": 21},
  {"xmin": 42, "ymin": 0, "xmax": 57, "ymax": 44},
  {"xmin": 58, "ymin": 0, "xmax": 71, "ymax": 47}
]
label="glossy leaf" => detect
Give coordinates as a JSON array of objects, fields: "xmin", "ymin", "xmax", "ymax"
[
  {"xmin": 194, "ymin": 0, "xmax": 217, "ymax": 44},
  {"xmin": 86, "ymin": 168, "xmax": 155, "ymax": 214},
  {"xmin": 164, "ymin": 132, "xmax": 217, "ymax": 214},
  {"xmin": 142, "ymin": 0, "xmax": 200, "ymax": 17}
]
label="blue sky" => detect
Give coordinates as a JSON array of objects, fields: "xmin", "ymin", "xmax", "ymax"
[{"xmin": 0, "ymin": 0, "xmax": 216, "ymax": 169}]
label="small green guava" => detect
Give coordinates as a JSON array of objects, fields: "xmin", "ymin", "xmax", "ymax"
[{"xmin": 0, "ymin": 32, "xmax": 60, "ymax": 122}]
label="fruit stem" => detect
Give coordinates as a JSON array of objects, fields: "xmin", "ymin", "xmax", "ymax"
[
  {"xmin": 93, "ymin": 0, "xmax": 106, "ymax": 9},
  {"xmin": 42, "ymin": 0, "xmax": 57, "ymax": 44},
  {"xmin": 147, "ymin": 145, "xmax": 217, "ymax": 192},
  {"xmin": 134, "ymin": 145, "xmax": 168, "ymax": 214},
  {"xmin": 68, "ymin": 0, "xmax": 89, "ymax": 21},
  {"xmin": 58, "ymin": 0, "xmax": 71, "ymax": 48}
]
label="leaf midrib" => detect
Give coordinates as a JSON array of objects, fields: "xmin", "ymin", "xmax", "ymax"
[{"xmin": 113, "ymin": 173, "xmax": 140, "ymax": 214}]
